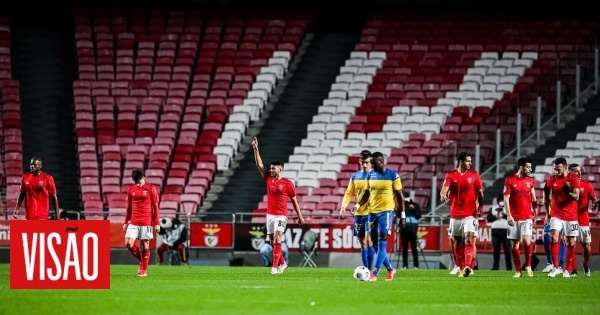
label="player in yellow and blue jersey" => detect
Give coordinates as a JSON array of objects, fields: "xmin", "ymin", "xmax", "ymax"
[
  {"xmin": 340, "ymin": 150, "xmax": 375, "ymax": 271},
  {"xmin": 355, "ymin": 151, "xmax": 406, "ymax": 281}
]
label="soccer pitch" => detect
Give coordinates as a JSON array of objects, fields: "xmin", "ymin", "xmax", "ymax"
[{"xmin": 1, "ymin": 264, "xmax": 599, "ymax": 315}]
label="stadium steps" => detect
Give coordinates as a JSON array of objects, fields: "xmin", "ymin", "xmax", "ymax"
[
  {"xmin": 202, "ymin": 33, "xmax": 360, "ymax": 219},
  {"xmin": 482, "ymin": 92, "xmax": 600, "ymax": 205},
  {"xmin": 10, "ymin": 28, "xmax": 80, "ymax": 212}
]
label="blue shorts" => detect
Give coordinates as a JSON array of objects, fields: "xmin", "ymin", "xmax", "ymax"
[
  {"xmin": 353, "ymin": 215, "xmax": 369, "ymax": 238},
  {"xmin": 368, "ymin": 210, "xmax": 395, "ymax": 236}
]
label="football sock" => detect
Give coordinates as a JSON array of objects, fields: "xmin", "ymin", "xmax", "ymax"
[
  {"xmin": 559, "ymin": 241, "xmax": 567, "ymax": 269},
  {"xmin": 512, "ymin": 248, "xmax": 522, "ymax": 272},
  {"xmin": 583, "ymin": 246, "xmax": 591, "ymax": 268},
  {"xmin": 360, "ymin": 249, "xmax": 368, "ymax": 268},
  {"xmin": 367, "ymin": 246, "xmax": 375, "ymax": 270},
  {"xmin": 550, "ymin": 241, "xmax": 559, "ymax": 269},
  {"xmin": 141, "ymin": 249, "xmax": 150, "ymax": 272},
  {"xmin": 272, "ymin": 243, "xmax": 281, "ymax": 269},
  {"xmin": 524, "ymin": 243, "xmax": 533, "ymax": 267},
  {"xmin": 565, "ymin": 244, "xmax": 575, "ymax": 273},
  {"xmin": 543, "ymin": 233, "xmax": 552, "ymax": 264},
  {"xmin": 128, "ymin": 244, "xmax": 141, "ymax": 262},
  {"xmin": 465, "ymin": 243, "xmax": 474, "ymax": 270},
  {"xmin": 373, "ymin": 240, "xmax": 388, "ymax": 275},
  {"xmin": 455, "ymin": 245, "xmax": 465, "ymax": 269}
]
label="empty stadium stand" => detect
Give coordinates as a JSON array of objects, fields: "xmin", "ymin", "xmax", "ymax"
[
  {"xmin": 0, "ymin": 10, "xmax": 25, "ymax": 219},
  {"xmin": 72, "ymin": 6, "xmax": 311, "ymax": 220},
  {"xmin": 249, "ymin": 13, "xmax": 597, "ymax": 222}
]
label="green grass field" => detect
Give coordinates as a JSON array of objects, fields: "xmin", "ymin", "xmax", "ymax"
[{"xmin": 1, "ymin": 264, "xmax": 599, "ymax": 315}]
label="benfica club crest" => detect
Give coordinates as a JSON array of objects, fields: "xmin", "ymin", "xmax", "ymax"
[
  {"xmin": 467, "ymin": 177, "xmax": 472, "ymax": 184},
  {"xmin": 526, "ymin": 182, "xmax": 531, "ymax": 189},
  {"xmin": 278, "ymin": 184, "xmax": 284, "ymax": 191},
  {"xmin": 249, "ymin": 226, "xmax": 266, "ymax": 250},
  {"xmin": 417, "ymin": 226, "xmax": 428, "ymax": 249},
  {"xmin": 202, "ymin": 224, "xmax": 221, "ymax": 247}
]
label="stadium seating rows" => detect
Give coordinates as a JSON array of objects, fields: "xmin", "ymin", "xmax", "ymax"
[
  {"xmin": 251, "ymin": 14, "xmax": 597, "ymax": 223},
  {"xmin": 73, "ymin": 7, "xmax": 311, "ymax": 220},
  {"xmin": 0, "ymin": 10, "xmax": 25, "ymax": 219}
]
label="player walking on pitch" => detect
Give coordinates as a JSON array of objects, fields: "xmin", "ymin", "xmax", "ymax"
[
  {"xmin": 503, "ymin": 158, "xmax": 537, "ymax": 278},
  {"xmin": 440, "ymin": 152, "xmax": 484, "ymax": 277},
  {"xmin": 124, "ymin": 169, "xmax": 161, "ymax": 277}
]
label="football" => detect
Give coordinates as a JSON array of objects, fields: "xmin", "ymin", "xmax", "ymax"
[{"xmin": 353, "ymin": 266, "xmax": 371, "ymax": 281}]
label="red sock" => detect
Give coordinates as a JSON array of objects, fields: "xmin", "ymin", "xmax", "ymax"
[
  {"xmin": 455, "ymin": 245, "xmax": 465, "ymax": 269},
  {"xmin": 141, "ymin": 249, "xmax": 150, "ymax": 272},
  {"xmin": 465, "ymin": 243, "xmax": 474, "ymax": 269},
  {"xmin": 279, "ymin": 251, "xmax": 286, "ymax": 266},
  {"xmin": 272, "ymin": 243, "xmax": 281, "ymax": 268},
  {"xmin": 550, "ymin": 242, "xmax": 559, "ymax": 268},
  {"xmin": 565, "ymin": 245, "xmax": 575, "ymax": 273},
  {"xmin": 512, "ymin": 248, "xmax": 522, "ymax": 272},
  {"xmin": 128, "ymin": 244, "xmax": 142, "ymax": 262},
  {"xmin": 524, "ymin": 243, "xmax": 533, "ymax": 268},
  {"xmin": 583, "ymin": 247, "xmax": 591, "ymax": 268},
  {"xmin": 451, "ymin": 245, "xmax": 458, "ymax": 266}
]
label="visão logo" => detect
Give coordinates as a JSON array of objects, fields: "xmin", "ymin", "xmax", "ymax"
[{"xmin": 10, "ymin": 220, "xmax": 111, "ymax": 289}]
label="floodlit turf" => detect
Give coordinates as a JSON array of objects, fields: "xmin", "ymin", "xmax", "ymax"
[{"xmin": 1, "ymin": 264, "xmax": 599, "ymax": 315}]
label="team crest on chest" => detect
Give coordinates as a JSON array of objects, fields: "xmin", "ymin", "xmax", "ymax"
[
  {"xmin": 526, "ymin": 182, "xmax": 531, "ymax": 189},
  {"xmin": 278, "ymin": 184, "xmax": 283, "ymax": 190},
  {"xmin": 39, "ymin": 181, "xmax": 44, "ymax": 187},
  {"xmin": 143, "ymin": 190, "xmax": 147, "ymax": 196},
  {"xmin": 467, "ymin": 177, "xmax": 472, "ymax": 183}
]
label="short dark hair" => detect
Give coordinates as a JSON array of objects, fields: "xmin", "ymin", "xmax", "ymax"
[
  {"xmin": 457, "ymin": 152, "xmax": 472, "ymax": 162},
  {"xmin": 568, "ymin": 163, "xmax": 581, "ymax": 172},
  {"xmin": 517, "ymin": 157, "xmax": 532, "ymax": 167},
  {"xmin": 359, "ymin": 150, "xmax": 371, "ymax": 160},
  {"xmin": 270, "ymin": 160, "xmax": 284, "ymax": 168},
  {"xmin": 553, "ymin": 157, "xmax": 568, "ymax": 166},
  {"xmin": 31, "ymin": 156, "xmax": 42, "ymax": 163},
  {"xmin": 132, "ymin": 169, "xmax": 145, "ymax": 183},
  {"xmin": 370, "ymin": 151, "xmax": 384, "ymax": 160}
]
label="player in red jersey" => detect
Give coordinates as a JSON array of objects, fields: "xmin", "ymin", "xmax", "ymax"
[
  {"xmin": 252, "ymin": 137, "xmax": 305, "ymax": 275},
  {"xmin": 544, "ymin": 157, "xmax": 581, "ymax": 278},
  {"xmin": 13, "ymin": 157, "xmax": 60, "ymax": 220},
  {"xmin": 503, "ymin": 157, "xmax": 537, "ymax": 278},
  {"xmin": 568, "ymin": 164, "xmax": 597, "ymax": 277},
  {"xmin": 124, "ymin": 169, "xmax": 161, "ymax": 277},
  {"xmin": 440, "ymin": 152, "xmax": 484, "ymax": 277}
]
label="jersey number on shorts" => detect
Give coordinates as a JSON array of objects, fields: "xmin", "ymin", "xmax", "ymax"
[
  {"xmin": 278, "ymin": 221, "xmax": 285, "ymax": 228},
  {"xmin": 570, "ymin": 223, "xmax": 579, "ymax": 232}
]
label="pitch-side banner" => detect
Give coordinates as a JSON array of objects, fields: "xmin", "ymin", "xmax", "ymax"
[
  {"xmin": 10, "ymin": 220, "xmax": 111, "ymax": 289},
  {"xmin": 234, "ymin": 223, "xmax": 396, "ymax": 253},
  {"xmin": 189, "ymin": 223, "xmax": 234, "ymax": 248}
]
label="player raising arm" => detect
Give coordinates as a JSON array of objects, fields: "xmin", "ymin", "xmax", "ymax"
[{"xmin": 252, "ymin": 137, "xmax": 304, "ymax": 275}]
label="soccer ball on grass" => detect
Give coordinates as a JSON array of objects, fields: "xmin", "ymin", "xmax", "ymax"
[{"xmin": 353, "ymin": 266, "xmax": 371, "ymax": 281}]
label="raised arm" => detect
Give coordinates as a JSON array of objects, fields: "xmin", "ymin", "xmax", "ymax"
[{"xmin": 251, "ymin": 137, "xmax": 267, "ymax": 177}]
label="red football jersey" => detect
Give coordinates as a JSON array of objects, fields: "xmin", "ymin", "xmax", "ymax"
[
  {"xmin": 264, "ymin": 175, "xmax": 296, "ymax": 216},
  {"xmin": 19, "ymin": 172, "xmax": 57, "ymax": 220},
  {"xmin": 577, "ymin": 180, "xmax": 596, "ymax": 226},
  {"xmin": 503, "ymin": 174, "xmax": 536, "ymax": 220},
  {"xmin": 443, "ymin": 169, "xmax": 483, "ymax": 219},
  {"xmin": 125, "ymin": 183, "xmax": 160, "ymax": 226},
  {"xmin": 546, "ymin": 173, "xmax": 581, "ymax": 221}
]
